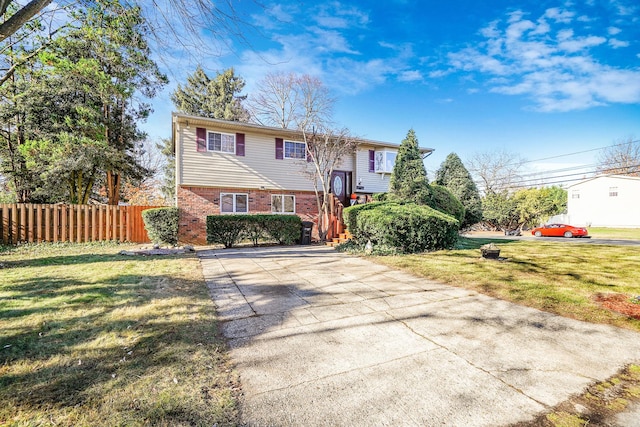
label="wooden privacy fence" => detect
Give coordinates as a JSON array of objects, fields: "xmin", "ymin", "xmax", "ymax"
[{"xmin": 0, "ymin": 204, "xmax": 165, "ymax": 245}]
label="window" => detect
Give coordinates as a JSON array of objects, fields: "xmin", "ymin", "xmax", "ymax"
[
  {"xmin": 571, "ymin": 190, "xmax": 580, "ymax": 199},
  {"xmin": 272, "ymin": 195, "xmax": 295, "ymax": 214},
  {"xmin": 374, "ymin": 150, "xmax": 397, "ymax": 173},
  {"xmin": 220, "ymin": 193, "xmax": 248, "ymax": 213},
  {"xmin": 208, "ymin": 131, "xmax": 235, "ymax": 153},
  {"xmin": 609, "ymin": 186, "xmax": 618, "ymax": 197},
  {"xmin": 284, "ymin": 141, "xmax": 306, "ymax": 159}
]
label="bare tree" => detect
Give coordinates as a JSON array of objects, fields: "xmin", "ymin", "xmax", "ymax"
[
  {"xmin": 247, "ymin": 72, "xmax": 299, "ymax": 128},
  {"xmin": 249, "ymin": 71, "xmax": 354, "ymax": 241},
  {"xmin": 248, "ymin": 72, "xmax": 335, "ymax": 130},
  {"xmin": 301, "ymin": 126, "xmax": 359, "ymax": 242},
  {"xmin": 468, "ymin": 149, "xmax": 526, "ymax": 195},
  {"xmin": 596, "ymin": 136, "xmax": 640, "ymax": 177}
]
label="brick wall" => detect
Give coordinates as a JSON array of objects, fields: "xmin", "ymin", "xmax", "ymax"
[{"xmin": 177, "ymin": 186, "xmax": 320, "ymax": 244}]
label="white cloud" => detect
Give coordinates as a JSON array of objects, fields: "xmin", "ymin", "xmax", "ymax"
[
  {"xmin": 558, "ymin": 35, "xmax": 606, "ymax": 52},
  {"xmin": 609, "ymin": 38, "xmax": 630, "ymax": 48},
  {"xmin": 608, "ymin": 26, "xmax": 622, "ymax": 35},
  {"xmin": 441, "ymin": 6, "xmax": 640, "ymax": 112},
  {"xmin": 232, "ymin": 2, "xmax": 412, "ymax": 98},
  {"xmin": 398, "ymin": 70, "xmax": 423, "ymax": 82},
  {"xmin": 314, "ymin": 2, "xmax": 370, "ymax": 29},
  {"xmin": 310, "ymin": 28, "xmax": 360, "ymax": 54},
  {"xmin": 544, "ymin": 7, "xmax": 575, "ymax": 23}
]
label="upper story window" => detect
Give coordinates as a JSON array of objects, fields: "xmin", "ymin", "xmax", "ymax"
[
  {"xmin": 374, "ymin": 150, "xmax": 397, "ymax": 173},
  {"xmin": 208, "ymin": 131, "xmax": 235, "ymax": 153},
  {"xmin": 609, "ymin": 186, "xmax": 618, "ymax": 197},
  {"xmin": 272, "ymin": 195, "xmax": 295, "ymax": 214},
  {"xmin": 220, "ymin": 193, "xmax": 248, "ymax": 213},
  {"xmin": 284, "ymin": 141, "xmax": 306, "ymax": 159}
]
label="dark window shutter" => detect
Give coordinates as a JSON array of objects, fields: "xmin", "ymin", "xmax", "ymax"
[
  {"xmin": 368, "ymin": 150, "xmax": 375, "ymax": 172},
  {"xmin": 275, "ymin": 138, "xmax": 283, "ymax": 160},
  {"xmin": 196, "ymin": 127, "xmax": 206, "ymax": 152},
  {"xmin": 306, "ymin": 143, "xmax": 312, "ymax": 162},
  {"xmin": 236, "ymin": 133, "xmax": 245, "ymax": 156}
]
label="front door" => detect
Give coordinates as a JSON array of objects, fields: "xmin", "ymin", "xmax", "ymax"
[{"xmin": 330, "ymin": 171, "xmax": 350, "ymax": 206}]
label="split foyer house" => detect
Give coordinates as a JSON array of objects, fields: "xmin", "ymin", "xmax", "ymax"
[
  {"xmin": 172, "ymin": 113, "xmax": 434, "ymax": 244},
  {"xmin": 566, "ymin": 174, "xmax": 640, "ymax": 228}
]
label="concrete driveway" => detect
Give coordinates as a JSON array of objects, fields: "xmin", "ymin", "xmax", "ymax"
[{"xmin": 199, "ymin": 245, "xmax": 640, "ymax": 426}]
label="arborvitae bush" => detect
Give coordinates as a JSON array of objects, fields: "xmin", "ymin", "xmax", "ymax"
[
  {"xmin": 427, "ymin": 184, "xmax": 465, "ymax": 225},
  {"xmin": 141, "ymin": 207, "xmax": 179, "ymax": 245}
]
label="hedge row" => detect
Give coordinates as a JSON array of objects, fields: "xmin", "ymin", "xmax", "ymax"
[
  {"xmin": 343, "ymin": 202, "xmax": 459, "ymax": 254},
  {"xmin": 206, "ymin": 214, "xmax": 303, "ymax": 248}
]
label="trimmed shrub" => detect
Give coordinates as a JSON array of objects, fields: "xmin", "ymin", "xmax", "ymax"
[
  {"xmin": 372, "ymin": 192, "xmax": 388, "ymax": 202},
  {"xmin": 347, "ymin": 202, "xmax": 459, "ymax": 253},
  {"xmin": 261, "ymin": 215, "xmax": 302, "ymax": 245},
  {"xmin": 141, "ymin": 207, "xmax": 179, "ymax": 245},
  {"xmin": 206, "ymin": 214, "xmax": 303, "ymax": 248},
  {"xmin": 342, "ymin": 201, "xmax": 387, "ymax": 233},
  {"xmin": 207, "ymin": 216, "xmax": 247, "ymax": 248},
  {"xmin": 427, "ymin": 184, "xmax": 465, "ymax": 225}
]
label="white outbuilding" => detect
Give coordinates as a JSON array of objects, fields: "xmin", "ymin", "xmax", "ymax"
[{"xmin": 566, "ymin": 175, "xmax": 640, "ymax": 227}]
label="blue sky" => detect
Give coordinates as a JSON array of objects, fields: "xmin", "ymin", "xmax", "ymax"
[{"xmin": 143, "ymin": 0, "xmax": 640, "ymax": 184}]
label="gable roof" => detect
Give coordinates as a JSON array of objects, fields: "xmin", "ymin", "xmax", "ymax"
[
  {"xmin": 172, "ymin": 113, "xmax": 434, "ymax": 155},
  {"xmin": 567, "ymin": 174, "xmax": 640, "ymax": 188}
]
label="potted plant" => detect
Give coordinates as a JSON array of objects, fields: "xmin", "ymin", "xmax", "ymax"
[{"xmin": 480, "ymin": 243, "xmax": 501, "ymax": 259}]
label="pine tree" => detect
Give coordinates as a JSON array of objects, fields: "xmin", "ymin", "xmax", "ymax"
[
  {"xmin": 434, "ymin": 152, "xmax": 483, "ymax": 227},
  {"xmin": 171, "ymin": 66, "xmax": 249, "ymax": 121},
  {"xmin": 389, "ymin": 129, "xmax": 430, "ymax": 203}
]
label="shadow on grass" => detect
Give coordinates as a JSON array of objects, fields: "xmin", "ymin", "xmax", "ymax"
[
  {"xmin": 0, "ymin": 252, "xmax": 189, "ymax": 269},
  {"xmin": 0, "ymin": 266, "xmax": 237, "ymax": 426},
  {"xmin": 455, "ymin": 236, "xmax": 519, "ymax": 249}
]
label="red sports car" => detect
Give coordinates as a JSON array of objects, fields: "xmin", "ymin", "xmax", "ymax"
[{"xmin": 531, "ymin": 224, "xmax": 589, "ymax": 238}]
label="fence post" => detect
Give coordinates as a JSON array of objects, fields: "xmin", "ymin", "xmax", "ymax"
[{"xmin": 1, "ymin": 205, "xmax": 9, "ymax": 244}]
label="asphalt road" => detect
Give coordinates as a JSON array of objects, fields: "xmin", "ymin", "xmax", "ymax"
[{"xmin": 469, "ymin": 233, "xmax": 640, "ymax": 246}]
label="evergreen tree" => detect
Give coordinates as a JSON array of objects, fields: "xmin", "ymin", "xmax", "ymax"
[
  {"xmin": 434, "ymin": 152, "xmax": 483, "ymax": 227},
  {"xmin": 1, "ymin": 1, "xmax": 167, "ymax": 204},
  {"xmin": 388, "ymin": 129, "xmax": 430, "ymax": 203},
  {"xmin": 171, "ymin": 66, "xmax": 249, "ymax": 121},
  {"xmin": 158, "ymin": 137, "xmax": 175, "ymax": 204}
]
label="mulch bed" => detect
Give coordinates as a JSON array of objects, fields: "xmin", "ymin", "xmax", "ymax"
[{"xmin": 594, "ymin": 293, "xmax": 640, "ymax": 320}]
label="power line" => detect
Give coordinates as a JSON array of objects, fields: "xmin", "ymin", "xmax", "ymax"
[
  {"xmin": 476, "ymin": 164, "xmax": 640, "ymax": 192},
  {"xmin": 519, "ymin": 138, "xmax": 639, "ymax": 165}
]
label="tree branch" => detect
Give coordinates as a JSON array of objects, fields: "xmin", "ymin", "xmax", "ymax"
[{"xmin": 0, "ymin": 0, "xmax": 52, "ymax": 43}]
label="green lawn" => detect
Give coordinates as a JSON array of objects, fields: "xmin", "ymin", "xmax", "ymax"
[
  {"xmin": 0, "ymin": 243, "xmax": 238, "ymax": 427},
  {"xmin": 374, "ymin": 237, "xmax": 640, "ymax": 332},
  {"xmin": 587, "ymin": 227, "xmax": 640, "ymax": 240}
]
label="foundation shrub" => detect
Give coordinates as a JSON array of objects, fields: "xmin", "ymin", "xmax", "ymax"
[
  {"xmin": 206, "ymin": 215, "xmax": 303, "ymax": 247},
  {"xmin": 142, "ymin": 207, "xmax": 179, "ymax": 245},
  {"xmin": 261, "ymin": 215, "xmax": 302, "ymax": 245},
  {"xmin": 345, "ymin": 202, "xmax": 458, "ymax": 254}
]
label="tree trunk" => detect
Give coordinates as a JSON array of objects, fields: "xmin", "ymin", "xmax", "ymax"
[{"xmin": 106, "ymin": 170, "xmax": 120, "ymax": 205}]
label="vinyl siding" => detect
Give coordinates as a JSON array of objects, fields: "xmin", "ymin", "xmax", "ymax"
[
  {"xmin": 354, "ymin": 145, "xmax": 392, "ymax": 194},
  {"xmin": 178, "ymin": 125, "xmax": 355, "ymax": 191},
  {"xmin": 567, "ymin": 176, "xmax": 640, "ymax": 227}
]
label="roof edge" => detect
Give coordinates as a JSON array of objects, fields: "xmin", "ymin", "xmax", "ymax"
[{"xmin": 171, "ymin": 113, "xmax": 434, "ymax": 153}]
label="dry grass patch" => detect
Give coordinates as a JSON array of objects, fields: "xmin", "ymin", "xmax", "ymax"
[
  {"xmin": 374, "ymin": 237, "xmax": 640, "ymax": 332},
  {"xmin": 588, "ymin": 227, "xmax": 640, "ymax": 240},
  {"xmin": 0, "ymin": 243, "xmax": 238, "ymax": 426},
  {"xmin": 512, "ymin": 364, "xmax": 640, "ymax": 427}
]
